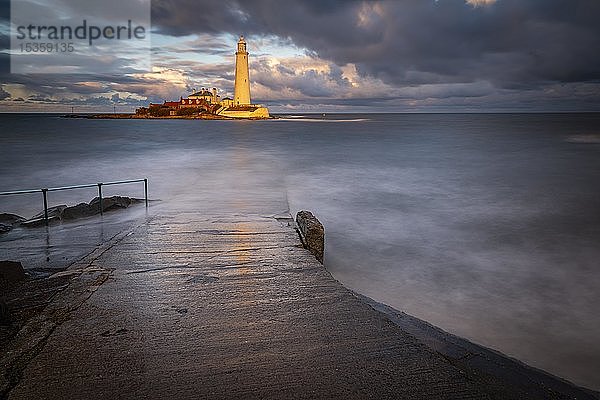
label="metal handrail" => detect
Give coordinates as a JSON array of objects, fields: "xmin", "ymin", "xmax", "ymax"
[{"xmin": 0, "ymin": 178, "xmax": 148, "ymax": 226}]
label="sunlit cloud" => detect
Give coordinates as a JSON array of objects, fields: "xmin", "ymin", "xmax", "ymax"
[{"xmin": 356, "ymin": 2, "xmax": 385, "ymax": 28}]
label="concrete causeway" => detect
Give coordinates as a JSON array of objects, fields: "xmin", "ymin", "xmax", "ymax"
[{"xmin": 2, "ymin": 212, "xmax": 597, "ymax": 399}]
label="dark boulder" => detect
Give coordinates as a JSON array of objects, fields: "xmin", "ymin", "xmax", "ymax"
[
  {"xmin": 17, "ymin": 196, "xmax": 143, "ymax": 227},
  {"xmin": 296, "ymin": 211, "xmax": 325, "ymax": 263},
  {"xmin": 0, "ymin": 213, "xmax": 26, "ymax": 233},
  {"xmin": 0, "ymin": 261, "xmax": 26, "ymax": 290},
  {"xmin": 20, "ymin": 215, "xmax": 61, "ymax": 227},
  {"xmin": 0, "ymin": 297, "xmax": 9, "ymax": 324},
  {"xmin": 61, "ymin": 202, "xmax": 94, "ymax": 220},
  {"xmin": 28, "ymin": 205, "xmax": 67, "ymax": 221},
  {"xmin": 21, "ymin": 205, "xmax": 66, "ymax": 227},
  {"xmin": 0, "ymin": 213, "xmax": 26, "ymax": 225},
  {"xmin": 0, "ymin": 260, "xmax": 26, "ymax": 325},
  {"xmin": 89, "ymin": 196, "xmax": 141, "ymax": 213}
]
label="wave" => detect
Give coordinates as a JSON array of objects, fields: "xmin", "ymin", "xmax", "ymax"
[
  {"xmin": 273, "ymin": 117, "xmax": 370, "ymax": 122},
  {"xmin": 565, "ymin": 134, "xmax": 600, "ymax": 144}
]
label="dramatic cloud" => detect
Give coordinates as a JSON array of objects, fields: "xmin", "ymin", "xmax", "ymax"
[
  {"xmin": 2, "ymin": 0, "xmax": 600, "ymax": 111},
  {"xmin": 222, "ymin": 1, "xmax": 600, "ymax": 88},
  {"xmin": 150, "ymin": 0, "xmax": 600, "ymax": 110}
]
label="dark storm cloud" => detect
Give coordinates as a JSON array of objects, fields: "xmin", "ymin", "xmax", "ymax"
[
  {"xmin": 2, "ymin": 0, "xmax": 600, "ymax": 110},
  {"xmin": 151, "ymin": 33, "xmax": 232, "ymax": 56},
  {"xmin": 151, "ymin": 0, "xmax": 259, "ymax": 36},
  {"xmin": 3, "ymin": 73, "xmax": 139, "ymax": 94},
  {"xmin": 251, "ymin": 59, "xmax": 351, "ymax": 98},
  {"xmin": 152, "ymin": 0, "xmax": 600, "ymax": 90}
]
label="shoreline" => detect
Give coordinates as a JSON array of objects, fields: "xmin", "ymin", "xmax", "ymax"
[
  {"xmin": 358, "ymin": 293, "xmax": 600, "ymax": 398},
  {"xmin": 61, "ymin": 113, "xmax": 274, "ymax": 120}
]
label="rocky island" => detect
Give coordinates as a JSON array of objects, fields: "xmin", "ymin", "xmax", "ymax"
[{"xmin": 67, "ymin": 36, "xmax": 270, "ymax": 121}]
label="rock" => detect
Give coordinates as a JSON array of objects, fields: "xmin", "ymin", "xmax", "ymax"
[
  {"xmin": 296, "ymin": 211, "xmax": 325, "ymax": 263},
  {"xmin": 89, "ymin": 196, "xmax": 141, "ymax": 213},
  {"xmin": 0, "ymin": 261, "xmax": 26, "ymax": 324},
  {"xmin": 0, "ymin": 213, "xmax": 26, "ymax": 233},
  {"xmin": 0, "ymin": 223, "xmax": 12, "ymax": 234},
  {"xmin": 0, "ymin": 213, "xmax": 26, "ymax": 225},
  {"xmin": 0, "ymin": 297, "xmax": 10, "ymax": 325},
  {"xmin": 61, "ymin": 202, "xmax": 94, "ymax": 220},
  {"xmin": 0, "ymin": 261, "xmax": 26, "ymax": 290},
  {"xmin": 28, "ymin": 205, "xmax": 67, "ymax": 221},
  {"xmin": 20, "ymin": 215, "xmax": 61, "ymax": 227},
  {"xmin": 17, "ymin": 196, "xmax": 143, "ymax": 227}
]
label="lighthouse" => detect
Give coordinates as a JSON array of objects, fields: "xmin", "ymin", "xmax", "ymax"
[
  {"xmin": 234, "ymin": 35, "xmax": 251, "ymax": 106},
  {"xmin": 217, "ymin": 36, "xmax": 269, "ymax": 118}
]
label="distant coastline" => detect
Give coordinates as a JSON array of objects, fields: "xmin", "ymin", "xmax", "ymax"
[{"xmin": 61, "ymin": 113, "xmax": 274, "ymax": 120}]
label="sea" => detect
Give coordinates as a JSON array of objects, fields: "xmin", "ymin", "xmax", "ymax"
[{"xmin": 1, "ymin": 113, "xmax": 599, "ymax": 390}]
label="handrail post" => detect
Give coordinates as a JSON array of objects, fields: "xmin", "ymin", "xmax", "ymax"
[
  {"xmin": 98, "ymin": 183, "xmax": 103, "ymax": 215},
  {"xmin": 42, "ymin": 188, "xmax": 49, "ymax": 226},
  {"xmin": 144, "ymin": 178, "xmax": 148, "ymax": 208}
]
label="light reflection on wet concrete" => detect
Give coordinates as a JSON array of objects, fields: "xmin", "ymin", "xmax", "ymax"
[{"xmin": 0, "ymin": 206, "xmax": 150, "ymax": 276}]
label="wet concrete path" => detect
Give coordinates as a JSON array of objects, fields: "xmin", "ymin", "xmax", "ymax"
[{"xmin": 1, "ymin": 212, "xmax": 589, "ymax": 399}]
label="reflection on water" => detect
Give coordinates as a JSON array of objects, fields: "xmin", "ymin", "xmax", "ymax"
[{"xmin": 1, "ymin": 113, "xmax": 600, "ymax": 389}]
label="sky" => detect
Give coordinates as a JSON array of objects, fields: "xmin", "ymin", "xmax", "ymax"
[{"xmin": 1, "ymin": 0, "xmax": 600, "ymax": 113}]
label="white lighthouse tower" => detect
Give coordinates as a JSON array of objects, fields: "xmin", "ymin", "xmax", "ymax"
[
  {"xmin": 234, "ymin": 35, "xmax": 251, "ymax": 106},
  {"xmin": 218, "ymin": 35, "xmax": 269, "ymax": 118}
]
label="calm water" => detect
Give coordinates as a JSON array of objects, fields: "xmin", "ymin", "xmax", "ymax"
[{"xmin": 1, "ymin": 113, "xmax": 599, "ymax": 390}]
